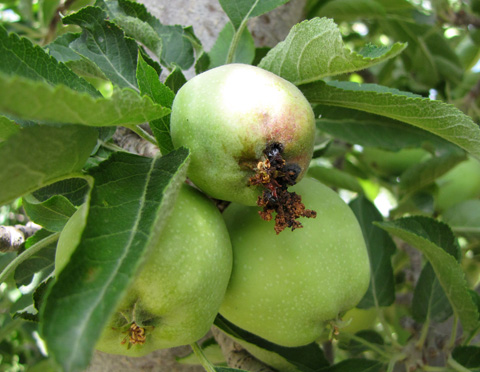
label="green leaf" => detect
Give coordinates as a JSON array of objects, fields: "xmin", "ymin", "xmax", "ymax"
[
  {"xmin": 0, "ymin": 25, "xmax": 99, "ymax": 97},
  {"xmin": 376, "ymin": 216, "xmax": 480, "ymax": 332},
  {"xmin": 215, "ymin": 315, "xmax": 330, "ymax": 372},
  {"xmin": 164, "ymin": 65, "xmax": 187, "ymax": 93},
  {"xmin": 412, "ymin": 264, "xmax": 453, "ymax": 323},
  {"xmin": 349, "ymin": 196, "xmax": 396, "ymax": 308},
  {"xmin": 410, "ymin": 204, "xmax": 461, "ymax": 324},
  {"xmin": 399, "ymin": 152, "xmax": 466, "ymax": 195},
  {"xmin": 380, "ymin": 20, "xmax": 463, "ymax": 87},
  {"xmin": 452, "ymin": 345, "xmax": 480, "ymax": 369},
  {"xmin": 0, "ymin": 74, "xmax": 170, "ymax": 126},
  {"xmin": 0, "ymin": 125, "xmax": 98, "ymax": 206},
  {"xmin": 208, "ymin": 21, "xmax": 255, "ymax": 69},
  {"xmin": 315, "ymin": 106, "xmax": 457, "ymax": 152},
  {"xmin": 14, "ymin": 230, "xmax": 57, "ymax": 288},
  {"xmin": 46, "ymin": 33, "xmax": 109, "ymax": 81},
  {"xmin": 40, "ymin": 149, "xmax": 190, "ymax": 372},
  {"xmin": 97, "ymin": 0, "xmax": 163, "ymax": 61},
  {"xmin": 339, "ymin": 330, "xmax": 384, "ymax": 355},
  {"xmin": 258, "ymin": 18, "xmax": 407, "ymax": 85},
  {"xmin": 99, "ymin": 0, "xmax": 196, "ymax": 70},
  {"xmin": 307, "ymin": 164, "xmax": 363, "ymax": 193},
  {"xmin": 0, "ymin": 116, "xmax": 20, "ymax": 141},
  {"xmin": 318, "ymin": 358, "xmax": 384, "ymax": 372},
  {"xmin": 312, "ymin": 0, "xmax": 386, "ymax": 21},
  {"xmin": 443, "ymin": 200, "xmax": 480, "ymax": 240},
  {"xmin": 219, "ymin": 0, "xmax": 289, "ymax": 29},
  {"xmin": 62, "ymin": 6, "xmax": 139, "ymax": 91},
  {"xmin": 22, "ymin": 194, "xmax": 77, "ymax": 232},
  {"xmin": 136, "ymin": 52, "xmax": 175, "ymax": 155},
  {"xmin": 31, "ymin": 178, "xmax": 91, "ymax": 207},
  {"xmin": 136, "ymin": 52, "xmax": 174, "ymax": 108},
  {"xmin": 301, "ymin": 80, "xmax": 480, "ymax": 159},
  {"xmin": 14, "ymin": 278, "xmax": 54, "ymax": 322}
]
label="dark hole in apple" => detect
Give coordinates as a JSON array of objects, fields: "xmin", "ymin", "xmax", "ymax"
[{"xmin": 249, "ymin": 142, "xmax": 316, "ymax": 234}]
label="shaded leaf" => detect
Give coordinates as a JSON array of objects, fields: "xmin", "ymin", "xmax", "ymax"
[
  {"xmin": 208, "ymin": 21, "xmax": 255, "ymax": 69},
  {"xmin": 40, "ymin": 149, "xmax": 190, "ymax": 372},
  {"xmin": 399, "ymin": 152, "xmax": 466, "ymax": 195},
  {"xmin": 452, "ymin": 345, "xmax": 480, "ymax": 368},
  {"xmin": 100, "ymin": 0, "xmax": 196, "ymax": 70},
  {"xmin": 219, "ymin": 0, "xmax": 289, "ymax": 29},
  {"xmin": 315, "ymin": 105, "xmax": 456, "ymax": 153},
  {"xmin": 301, "ymin": 80, "xmax": 480, "ymax": 159},
  {"xmin": 22, "ymin": 194, "xmax": 77, "ymax": 233},
  {"xmin": 165, "ymin": 66, "xmax": 187, "ymax": 93},
  {"xmin": 0, "ymin": 125, "xmax": 97, "ymax": 205},
  {"xmin": 349, "ymin": 196, "xmax": 396, "ymax": 308},
  {"xmin": 308, "ymin": 164, "xmax": 363, "ymax": 193},
  {"xmin": 376, "ymin": 216, "xmax": 479, "ymax": 332},
  {"xmin": 14, "ymin": 230, "xmax": 57, "ymax": 287},
  {"xmin": 32, "ymin": 178, "xmax": 90, "ymax": 207},
  {"xmin": 412, "ymin": 263, "xmax": 453, "ymax": 323},
  {"xmin": 318, "ymin": 358, "xmax": 384, "ymax": 372},
  {"xmin": 443, "ymin": 200, "xmax": 480, "ymax": 240},
  {"xmin": 258, "ymin": 18, "xmax": 406, "ymax": 85},
  {"xmin": 215, "ymin": 315, "xmax": 330, "ymax": 372}
]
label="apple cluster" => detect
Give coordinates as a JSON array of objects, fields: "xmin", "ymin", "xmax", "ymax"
[{"xmin": 55, "ymin": 64, "xmax": 371, "ymax": 358}]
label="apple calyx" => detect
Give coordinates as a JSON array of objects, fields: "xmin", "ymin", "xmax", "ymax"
[
  {"xmin": 249, "ymin": 142, "xmax": 316, "ymax": 234},
  {"xmin": 119, "ymin": 322, "xmax": 155, "ymax": 349}
]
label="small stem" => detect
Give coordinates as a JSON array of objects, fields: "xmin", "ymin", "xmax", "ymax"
[
  {"xmin": 225, "ymin": 0, "xmax": 260, "ymax": 64},
  {"xmin": 126, "ymin": 125, "xmax": 158, "ymax": 147},
  {"xmin": 447, "ymin": 356, "xmax": 474, "ymax": 372},
  {"xmin": 416, "ymin": 316, "xmax": 431, "ymax": 349},
  {"xmin": 0, "ymin": 233, "xmax": 60, "ymax": 284},
  {"xmin": 342, "ymin": 332, "xmax": 391, "ymax": 359},
  {"xmin": 190, "ymin": 342, "xmax": 216, "ymax": 372},
  {"xmin": 100, "ymin": 140, "xmax": 129, "ymax": 153},
  {"xmin": 448, "ymin": 316, "xmax": 459, "ymax": 349}
]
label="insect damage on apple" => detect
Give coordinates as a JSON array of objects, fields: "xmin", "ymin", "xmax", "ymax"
[{"xmin": 249, "ymin": 142, "xmax": 316, "ymax": 234}]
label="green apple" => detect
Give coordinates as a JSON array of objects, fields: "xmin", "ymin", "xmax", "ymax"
[
  {"xmin": 220, "ymin": 177, "xmax": 371, "ymax": 347},
  {"xmin": 55, "ymin": 184, "xmax": 232, "ymax": 357},
  {"xmin": 436, "ymin": 156, "xmax": 480, "ymax": 212},
  {"xmin": 170, "ymin": 63, "xmax": 316, "ymax": 206},
  {"xmin": 361, "ymin": 147, "xmax": 431, "ymax": 177},
  {"xmin": 340, "ymin": 307, "xmax": 378, "ymax": 335}
]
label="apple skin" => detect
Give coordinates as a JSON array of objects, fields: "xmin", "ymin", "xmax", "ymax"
[
  {"xmin": 55, "ymin": 184, "xmax": 232, "ymax": 357},
  {"xmin": 220, "ymin": 177, "xmax": 371, "ymax": 347},
  {"xmin": 435, "ymin": 156, "xmax": 480, "ymax": 212},
  {"xmin": 170, "ymin": 63, "xmax": 316, "ymax": 206}
]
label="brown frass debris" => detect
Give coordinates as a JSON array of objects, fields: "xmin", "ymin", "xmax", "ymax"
[{"xmin": 249, "ymin": 143, "xmax": 316, "ymax": 234}]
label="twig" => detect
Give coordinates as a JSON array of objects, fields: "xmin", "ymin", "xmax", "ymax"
[
  {"xmin": 43, "ymin": 0, "xmax": 79, "ymax": 45},
  {"xmin": 211, "ymin": 327, "xmax": 275, "ymax": 372},
  {"xmin": 0, "ymin": 222, "xmax": 41, "ymax": 252},
  {"xmin": 0, "ymin": 232, "xmax": 59, "ymax": 284}
]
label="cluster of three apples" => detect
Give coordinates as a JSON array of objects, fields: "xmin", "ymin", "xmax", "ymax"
[{"xmin": 55, "ymin": 64, "xmax": 371, "ymax": 356}]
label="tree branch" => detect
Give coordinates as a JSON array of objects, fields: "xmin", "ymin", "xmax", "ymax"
[
  {"xmin": 211, "ymin": 327, "xmax": 275, "ymax": 372},
  {"xmin": 0, "ymin": 222, "xmax": 41, "ymax": 252}
]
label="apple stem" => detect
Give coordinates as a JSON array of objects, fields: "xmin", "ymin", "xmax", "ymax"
[{"xmin": 190, "ymin": 342, "xmax": 217, "ymax": 372}]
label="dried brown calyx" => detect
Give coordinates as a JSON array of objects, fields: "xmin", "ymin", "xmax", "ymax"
[
  {"xmin": 249, "ymin": 143, "xmax": 316, "ymax": 234},
  {"xmin": 120, "ymin": 322, "xmax": 149, "ymax": 348}
]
